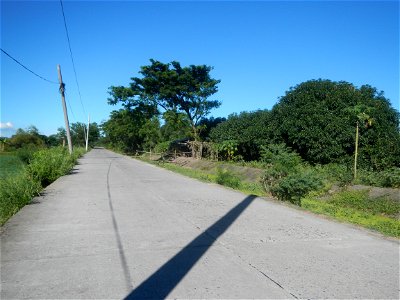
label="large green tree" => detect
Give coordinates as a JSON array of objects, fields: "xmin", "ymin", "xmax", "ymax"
[
  {"xmin": 102, "ymin": 104, "xmax": 158, "ymax": 152},
  {"xmin": 269, "ymin": 79, "xmax": 400, "ymax": 169},
  {"xmin": 70, "ymin": 122, "xmax": 100, "ymax": 147},
  {"xmin": 210, "ymin": 110, "xmax": 272, "ymax": 160},
  {"xmin": 108, "ymin": 59, "xmax": 221, "ymax": 140}
]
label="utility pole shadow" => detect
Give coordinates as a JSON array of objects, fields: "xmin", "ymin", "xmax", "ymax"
[{"xmin": 124, "ymin": 194, "xmax": 257, "ymax": 299}]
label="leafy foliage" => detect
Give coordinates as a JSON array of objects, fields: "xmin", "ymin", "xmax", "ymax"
[
  {"xmin": 269, "ymin": 80, "xmax": 400, "ymax": 169},
  {"xmin": 70, "ymin": 122, "xmax": 100, "ymax": 147},
  {"xmin": 27, "ymin": 147, "xmax": 84, "ymax": 186},
  {"xmin": 210, "ymin": 110, "xmax": 271, "ymax": 160},
  {"xmin": 270, "ymin": 170, "xmax": 323, "ymax": 206},
  {"xmin": 108, "ymin": 59, "xmax": 221, "ymax": 140},
  {"xmin": 8, "ymin": 128, "xmax": 45, "ymax": 149},
  {"xmin": 356, "ymin": 167, "xmax": 400, "ymax": 188},
  {"xmin": 102, "ymin": 106, "xmax": 158, "ymax": 153},
  {"xmin": 260, "ymin": 144, "xmax": 324, "ymax": 205},
  {"xmin": 213, "ymin": 140, "xmax": 240, "ymax": 161}
]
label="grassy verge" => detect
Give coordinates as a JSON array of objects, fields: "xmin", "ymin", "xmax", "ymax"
[
  {"xmin": 138, "ymin": 157, "xmax": 399, "ymax": 238},
  {"xmin": 160, "ymin": 162, "xmax": 265, "ymax": 195},
  {"xmin": 0, "ymin": 147, "xmax": 86, "ymax": 226},
  {"xmin": 303, "ymin": 191, "xmax": 400, "ymax": 237}
]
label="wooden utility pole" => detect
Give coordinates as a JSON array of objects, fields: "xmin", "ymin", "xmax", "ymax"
[
  {"xmin": 57, "ymin": 65, "xmax": 73, "ymax": 154},
  {"xmin": 85, "ymin": 114, "xmax": 90, "ymax": 152}
]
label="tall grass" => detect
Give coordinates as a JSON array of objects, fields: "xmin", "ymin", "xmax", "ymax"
[
  {"xmin": 0, "ymin": 147, "xmax": 85, "ymax": 226},
  {"xmin": 0, "ymin": 153, "xmax": 25, "ymax": 177}
]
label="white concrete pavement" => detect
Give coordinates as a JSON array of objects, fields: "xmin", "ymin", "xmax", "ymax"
[{"xmin": 1, "ymin": 148, "xmax": 399, "ymax": 299}]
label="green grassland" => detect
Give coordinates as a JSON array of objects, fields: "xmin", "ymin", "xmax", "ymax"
[{"xmin": 0, "ymin": 153, "xmax": 25, "ymax": 177}]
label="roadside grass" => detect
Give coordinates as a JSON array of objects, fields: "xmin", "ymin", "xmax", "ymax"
[
  {"xmin": 138, "ymin": 156, "xmax": 399, "ymax": 238},
  {"xmin": 0, "ymin": 147, "xmax": 86, "ymax": 226},
  {"xmin": 303, "ymin": 193, "xmax": 400, "ymax": 238},
  {"xmin": 141, "ymin": 158, "xmax": 272, "ymax": 197},
  {"xmin": 0, "ymin": 153, "xmax": 25, "ymax": 177}
]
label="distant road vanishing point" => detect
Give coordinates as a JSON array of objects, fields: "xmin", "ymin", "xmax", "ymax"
[{"xmin": 1, "ymin": 148, "xmax": 399, "ymax": 299}]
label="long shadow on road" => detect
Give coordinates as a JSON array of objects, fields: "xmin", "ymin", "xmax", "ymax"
[{"xmin": 124, "ymin": 194, "xmax": 257, "ymax": 299}]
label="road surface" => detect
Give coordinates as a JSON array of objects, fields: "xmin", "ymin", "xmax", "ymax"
[{"xmin": 1, "ymin": 148, "xmax": 399, "ymax": 299}]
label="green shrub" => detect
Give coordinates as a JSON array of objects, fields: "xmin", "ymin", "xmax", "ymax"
[
  {"xmin": 260, "ymin": 145, "xmax": 309, "ymax": 203},
  {"xmin": 0, "ymin": 173, "xmax": 41, "ymax": 225},
  {"xmin": 216, "ymin": 168, "xmax": 241, "ymax": 189},
  {"xmin": 271, "ymin": 170, "xmax": 324, "ymax": 205},
  {"xmin": 27, "ymin": 147, "xmax": 84, "ymax": 186},
  {"xmin": 154, "ymin": 141, "xmax": 170, "ymax": 154},
  {"xmin": 357, "ymin": 167, "xmax": 400, "ymax": 188},
  {"xmin": 260, "ymin": 144, "xmax": 302, "ymax": 170},
  {"xmin": 316, "ymin": 163, "xmax": 353, "ymax": 186},
  {"xmin": 15, "ymin": 147, "xmax": 37, "ymax": 164},
  {"xmin": 214, "ymin": 140, "xmax": 240, "ymax": 161}
]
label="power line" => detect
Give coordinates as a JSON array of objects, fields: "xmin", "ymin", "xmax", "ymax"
[
  {"xmin": 1, "ymin": 48, "xmax": 58, "ymax": 84},
  {"xmin": 59, "ymin": 0, "xmax": 87, "ymax": 118}
]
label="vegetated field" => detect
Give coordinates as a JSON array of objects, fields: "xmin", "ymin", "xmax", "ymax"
[{"xmin": 0, "ymin": 153, "xmax": 25, "ymax": 178}]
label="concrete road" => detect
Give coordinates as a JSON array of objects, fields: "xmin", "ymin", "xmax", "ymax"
[{"xmin": 1, "ymin": 148, "xmax": 399, "ymax": 299}]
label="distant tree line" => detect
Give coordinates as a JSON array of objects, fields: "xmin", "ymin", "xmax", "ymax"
[
  {"xmin": 3, "ymin": 122, "xmax": 100, "ymax": 151},
  {"xmin": 102, "ymin": 59, "xmax": 399, "ymax": 171}
]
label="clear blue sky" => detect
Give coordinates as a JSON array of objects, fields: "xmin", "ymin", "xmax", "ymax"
[{"xmin": 1, "ymin": 0, "xmax": 399, "ymax": 137}]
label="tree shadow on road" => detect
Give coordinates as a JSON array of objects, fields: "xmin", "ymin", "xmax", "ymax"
[{"xmin": 124, "ymin": 194, "xmax": 257, "ymax": 299}]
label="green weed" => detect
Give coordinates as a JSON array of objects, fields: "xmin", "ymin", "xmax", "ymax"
[
  {"xmin": 303, "ymin": 196, "xmax": 400, "ymax": 238},
  {"xmin": 216, "ymin": 168, "xmax": 241, "ymax": 189},
  {"xmin": 0, "ymin": 173, "xmax": 42, "ymax": 225}
]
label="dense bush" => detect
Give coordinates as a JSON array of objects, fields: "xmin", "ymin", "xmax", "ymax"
[
  {"xmin": 210, "ymin": 110, "xmax": 271, "ymax": 160},
  {"xmin": 357, "ymin": 167, "xmax": 400, "ymax": 188},
  {"xmin": 270, "ymin": 170, "xmax": 324, "ymax": 206},
  {"xmin": 15, "ymin": 147, "xmax": 37, "ymax": 164},
  {"xmin": 0, "ymin": 172, "xmax": 42, "ymax": 225},
  {"xmin": 27, "ymin": 147, "xmax": 85, "ymax": 186},
  {"xmin": 315, "ymin": 163, "xmax": 353, "ymax": 187},
  {"xmin": 260, "ymin": 144, "xmax": 324, "ymax": 205},
  {"xmin": 213, "ymin": 140, "xmax": 241, "ymax": 161},
  {"xmin": 269, "ymin": 80, "xmax": 400, "ymax": 169},
  {"xmin": 154, "ymin": 141, "xmax": 171, "ymax": 154}
]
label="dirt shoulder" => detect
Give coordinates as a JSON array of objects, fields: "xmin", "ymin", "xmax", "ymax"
[{"xmin": 172, "ymin": 157, "xmax": 264, "ymax": 183}]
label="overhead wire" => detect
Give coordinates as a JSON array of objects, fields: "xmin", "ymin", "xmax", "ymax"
[
  {"xmin": 59, "ymin": 0, "xmax": 87, "ymax": 119},
  {"xmin": 1, "ymin": 48, "xmax": 58, "ymax": 84}
]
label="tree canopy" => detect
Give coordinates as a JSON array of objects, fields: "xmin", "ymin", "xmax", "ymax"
[
  {"xmin": 268, "ymin": 79, "xmax": 400, "ymax": 169},
  {"xmin": 108, "ymin": 59, "xmax": 221, "ymax": 140}
]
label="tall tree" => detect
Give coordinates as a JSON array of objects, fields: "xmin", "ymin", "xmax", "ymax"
[
  {"xmin": 102, "ymin": 104, "xmax": 157, "ymax": 152},
  {"xmin": 210, "ymin": 110, "xmax": 271, "ymax": 160},
  {"xmin": 269, "ymin": 79, "xmax": 400, "ymax": 169},
  {"xmin": 108, "ymin": 59, "xmax": 221, "ymax": 140},
  {"xmin": 70, "ymin": 122, "xmax": 101, "ymax": 147}
]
